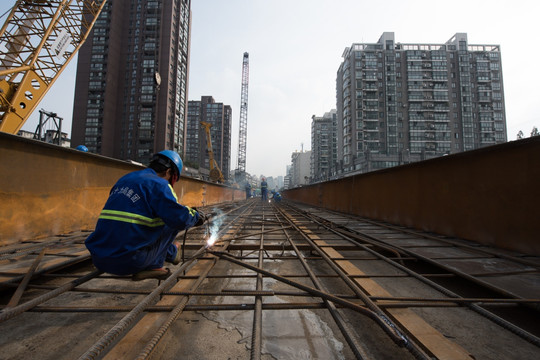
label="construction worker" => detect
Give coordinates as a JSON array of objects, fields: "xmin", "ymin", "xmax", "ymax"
[
  {"xmin": 261, "ymin": 177, "xmax": 268, "ymax": 201},
  {"xmin": 273, "ymin": 191, "xmax": 282, "ymax": 203},
  {"xmin": 85, "ymin": 150, "xmax": 206, "ymax": 281},
  {"xmin": 245, "ymin": 182, "xmax": 251, "ymax": 199}
]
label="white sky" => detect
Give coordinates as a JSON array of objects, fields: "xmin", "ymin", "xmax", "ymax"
[{"xmin": 4, "ymin": 0, "xmax": 540, "ymax": 178}]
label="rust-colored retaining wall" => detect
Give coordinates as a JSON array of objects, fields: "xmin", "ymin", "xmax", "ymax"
[
  {"xmin": 0, "ymin": 132, "xmax": 244, "ymax": 247},
  {"xmin": 284, "ymin": 137, "xmax": 540, "ymax": 256}
]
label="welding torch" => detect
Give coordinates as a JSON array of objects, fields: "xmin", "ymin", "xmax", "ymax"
[{"xmin": 194, "ymin": 208, "xmax": 222, "ymax": 249}]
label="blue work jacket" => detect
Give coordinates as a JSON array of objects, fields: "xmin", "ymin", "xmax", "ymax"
[{"xmin": 85, "ymin": 168, "xmax": 198, "ymax": 261}]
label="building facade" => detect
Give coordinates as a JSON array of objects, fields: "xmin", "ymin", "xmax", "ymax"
[
  {"xmin": 284, "ymin": 165, "xmax": 291, "ymax": 190},
  {"xmin": 71, "ymin": 0, "xmax": 191, "ymax": 164},
  {"xmin": 186, "ymin": 96, "xmax": 232, "ymax": 180},
  {"xmin": 336, "ymin": 32, "xmax": 506, "ymax": 175},
  {"xmin": 311, "ymin": 109, "xmax": 337, "ymax": 182},
  {"xmin": 290, "ymin": 150, "xmax": 311, "ymax": 188}
]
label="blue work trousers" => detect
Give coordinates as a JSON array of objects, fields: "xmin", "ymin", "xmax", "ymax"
[{"xmin": 91, "ymin": 225, "xmax": 180, "ymax": 275}]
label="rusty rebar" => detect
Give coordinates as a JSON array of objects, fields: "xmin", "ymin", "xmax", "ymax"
[{"xmin": 0, "ymin": 269, "xmax": 102, "ymax": 323}]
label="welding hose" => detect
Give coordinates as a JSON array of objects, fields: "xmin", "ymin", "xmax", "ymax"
[{"xmin": 178, "ymin": 208, "xmax": 216, "ymax": 264}]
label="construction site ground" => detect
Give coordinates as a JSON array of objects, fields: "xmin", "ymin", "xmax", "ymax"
[{"xmin": 1, "ymin": 199, "xmax": 539, "ymax": 359}]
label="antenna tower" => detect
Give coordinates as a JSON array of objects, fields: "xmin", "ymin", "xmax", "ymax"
[{"xmin": 236, "ymin": 52, "xmax": 249, "ymax": 180}]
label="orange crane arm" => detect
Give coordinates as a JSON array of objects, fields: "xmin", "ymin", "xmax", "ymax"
[
  {"xmin": 0, "ymin": 0, "xmax": 107, "ymax": 134},
  {"xmin": 200, "ymin": 121, "xmax": 225, "ymax": 183}
]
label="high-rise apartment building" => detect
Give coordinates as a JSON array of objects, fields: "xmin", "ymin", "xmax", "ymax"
[
  {"xmin": 336, "ymin": 32, "xmax": 506, "ymax": 175},
  {"xmin": 311, "ymin": 109, "xmax": 337, "ymax": 182},
  {"xmin": 71, "ymin": 0, "xmax": 191, "ymax": 164},
  {"xmin": 186, "ymin": 96, "xmax": 232, "ymax": 180}
]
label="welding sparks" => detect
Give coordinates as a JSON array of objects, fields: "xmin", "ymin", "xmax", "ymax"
[
  {"xmin": 206, "ymin": 234, "xmax": 217, "ymax": 248},
  {"xmin": 205, "ymin": 207, "xmax": 223, "ymax": 248}
]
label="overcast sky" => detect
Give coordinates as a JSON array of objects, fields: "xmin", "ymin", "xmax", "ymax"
[{"xmin": 5, "ymin": 0, "xmax": 540, "ymax": 178}]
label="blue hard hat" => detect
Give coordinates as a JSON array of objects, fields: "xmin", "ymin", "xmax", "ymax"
[
  {"xmin": 76, "ymin": 145, "xmax": 88, "ymax": 152},
  {"xmin": 155, "ymin": 150, "xmax": 183, "ymax": 176}
]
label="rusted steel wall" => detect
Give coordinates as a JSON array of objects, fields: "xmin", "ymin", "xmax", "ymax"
[
  {"xmin": 0, "ymin": 133, "xmax": 244, "ymax": 247},
  {"xmin": 284, "ymin": 137, "xmax": 540, "ymax": 256}
]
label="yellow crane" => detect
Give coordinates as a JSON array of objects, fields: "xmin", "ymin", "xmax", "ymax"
[
  {"xmin": 200, "ymin": 121, "xmax": 225, "ymax": 183},
  {"xmin": 0, "ymin": 0, "xmax": 107, "ymax": 134}
]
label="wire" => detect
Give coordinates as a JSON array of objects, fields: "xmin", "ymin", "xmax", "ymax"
[
  {"xmin": 0, "ymin": 4, "xmax": 14, "ymax": 21},
  {"xmin": 181, "ymin": 230, "xmax": 187, "ymax": 264}
]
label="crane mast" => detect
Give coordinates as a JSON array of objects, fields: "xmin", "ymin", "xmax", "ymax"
[
  {"xmin": 201, "ymin": 121, "xmax": 225, "ymax": 183},
  {"xmin": 0, "ymin": 0, "xmax": 107, "ymax": 134},
  {"xmin": 236, "ymin": 52, "xmax": 249, "ymax": 181}
]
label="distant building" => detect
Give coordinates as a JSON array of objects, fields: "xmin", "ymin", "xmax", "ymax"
[
  {"xmin": 290, "ymin": 150, "xmax": 311, "ymax": 188},
  {"xmin": 18, "ymin": 129, "xmax": 70, "ymax": 147},
  {"xmin": 336, "ymin": 32, "xmax": 507, "ymax": 175},
  {"xmin": 284, "ymin": 165, "xmax": 292, "ymax": 190},
  {"xmin": 311, "ymin": 109, "xmax": 337, "ymax": 182},
  {"xmin": 71, "ymin": 0, "xmax": 191, "ymax": 164},
  {"xmin": 17, "ymin": 130, "xmax": 35, "ymax": 140},
  {"xmin": 276, "ymin": 175, "xmax": 284, "ymax": 190},
  {"xmin": 43, "ymin": 130, "xmax": 70, "ymax": 147},
  {"xmin": 186, "ymin": 96, "xmax": 232, "ymax": 180},
  {"xmin": 265, "ymin": 176, "xmax": 277, "ymax": 192}
]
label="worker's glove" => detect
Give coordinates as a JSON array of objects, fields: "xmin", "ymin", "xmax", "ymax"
[{"xmin": 194, "ymin": 208, "xmax": 207, "ymax": 227}]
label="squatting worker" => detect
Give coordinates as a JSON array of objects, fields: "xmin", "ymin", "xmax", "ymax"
[{"xmin": 85, "ymin": 150, "xmax": 206, "ymax": 281}]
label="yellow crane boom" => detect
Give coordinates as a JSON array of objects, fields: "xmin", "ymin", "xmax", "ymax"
[
  {"xmin": 0, "ymin": 0, "xmax": 107, "ymax": 134},
  {"xmin": 200, "ymin": 121, "xmax": 225, "ymax": 183}
]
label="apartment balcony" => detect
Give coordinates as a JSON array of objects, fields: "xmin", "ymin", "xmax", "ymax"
[
  {"xmin": 433, "ymin": 85, "xmax": 448, "ymax": 90},
  {"xmin": 432, "ymin": 77, "xmax": 448, "ymax": 83},
  {"xmin": 362, "ymin": 108, "xmax": 378, "ymax": 113},
  {"xmin": 433, "ymin": 96, "xmax": 449, "ymax": 102},
  {"xmin": 479, "ymin": 105, "xmax": 493, "ymax": 112},
  {"xmin": 433, "ymin": 106, "xmax": 449, "ymax": 112},
  {"xmin": 480, "ymin": 136, "xmax": 496, "ymax": 144},
  {"xmin": 363, "ymin": 118, "xmax": 379, "ymax": 123}
]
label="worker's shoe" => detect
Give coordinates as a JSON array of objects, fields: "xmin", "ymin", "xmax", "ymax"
[
  {"xmin": 132, "ymin": 268, "xmax": 170, "ymax": 281},
  {"xmin": 171, "ymin": 241, "xmax": 182, "ymax": 265}
]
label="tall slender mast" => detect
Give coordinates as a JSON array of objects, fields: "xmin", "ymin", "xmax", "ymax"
[{"xmin": 237, "ymin": 52, "xmax": 249, "ymax": 177}]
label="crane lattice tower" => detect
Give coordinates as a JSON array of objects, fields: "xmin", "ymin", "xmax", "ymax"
[
  {"xmin": 237, "ymin": 52, "xmax": 249, "ymax": 178},
  {"xmin": 0, "ymin": 0, "xmax": 106, "ymax": 134}
]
